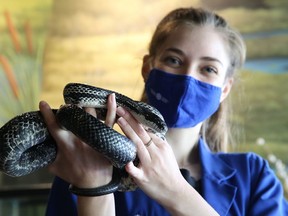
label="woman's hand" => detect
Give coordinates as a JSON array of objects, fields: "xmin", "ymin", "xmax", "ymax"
[
  {"xmin": 39, "ymin": 93, "xmax": 117, "ymax": 189},
  {"xmin": 116, "ymin": 106, "xmax": 219, "ymax": 216},
  {"xmin": 40, "ymin": 93, "xmax": 118, "ymax": 216},
  {"xmin": 116, "ymin": 107, "xmax": 185, "ymax": 202}
]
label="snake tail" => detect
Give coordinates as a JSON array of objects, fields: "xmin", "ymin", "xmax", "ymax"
[{"xmin": 69, "ymin": 167, "xmax": 123, "ymax": 196}]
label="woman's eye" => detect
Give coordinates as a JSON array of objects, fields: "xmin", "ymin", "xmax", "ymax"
[
  {"xmin": 202, "ymin": 66, "xmax": 217, "ymax": 74},
  {"xmin": 163, "ymin": 56, "xmax": 182, "ymax": 67}
]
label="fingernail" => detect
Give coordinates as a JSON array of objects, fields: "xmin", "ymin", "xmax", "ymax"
[
  {"xmin": 117, "ymin": 117, "xmax": 124, "ymax": 126},
  {"xmin": 39, "ymin": 100, "xmax": 46, "ymax": 108},
  {"xmin": 110, "ymin": 93, "xmax": 115, "ymax": 101},
  {"xmin": 116, "ymin": 106, "xmax": 125, "ymax": 116},
  {"xmin": 39, "ymin": 101, "xmax": 50, "ymax": 110}
]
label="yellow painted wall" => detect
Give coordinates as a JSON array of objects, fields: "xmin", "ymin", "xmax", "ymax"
[{"xmin": 41, "ymin": 0, "xmax": 200, "ymax": 107}]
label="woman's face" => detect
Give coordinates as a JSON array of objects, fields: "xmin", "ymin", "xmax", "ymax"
[{"xmin": 152, "ymin": 25, "xmax": 231, "ymax": 88}]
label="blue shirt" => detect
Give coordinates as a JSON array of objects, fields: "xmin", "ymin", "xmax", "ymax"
[{"xmin": 45, "ymin": 139, "xmax": 288, "ymax": 216}]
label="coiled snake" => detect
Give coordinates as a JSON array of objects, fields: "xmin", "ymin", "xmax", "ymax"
[{"xmin": 0, "ymin": 83, "xmax": 167, "ymax": 196}]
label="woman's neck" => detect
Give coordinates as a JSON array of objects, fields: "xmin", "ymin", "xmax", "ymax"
[{"xmin": 165, "ymin": 124, "xmax": 201, "ymax": 168}]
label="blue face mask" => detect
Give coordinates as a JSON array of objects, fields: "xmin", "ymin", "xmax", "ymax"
[{"xmin": 145, "ymin": 68, "xmax": 222, "ymax": 128}]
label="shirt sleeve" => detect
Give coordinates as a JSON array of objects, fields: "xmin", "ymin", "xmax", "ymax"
[{"xmin": 45, "ymin": 177, "xmax": 78, "ymax": 216}]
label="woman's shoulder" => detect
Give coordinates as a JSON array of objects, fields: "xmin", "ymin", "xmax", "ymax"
[
  {"xmin": 216, "ymin": 150, "xmax": 284, "ymax": 190},
  {"xmin": 200, "ymin": 139, "xmax": 272, "ymax": 180},
  {"xmin": 214, "ymin": 151, "xmax": 288, "ymax": 215},
  {"xmin": 218, "ymin": 150, "xmax": 267, "ymax": 169},
  {"xmin": 215, "ymin": 150, "xmax": 277, "ymax": 184}
]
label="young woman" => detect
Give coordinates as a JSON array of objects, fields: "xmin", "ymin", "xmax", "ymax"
[{"xmin": 40, "ymin": 7, "xmax": 288, "ymax": 216}]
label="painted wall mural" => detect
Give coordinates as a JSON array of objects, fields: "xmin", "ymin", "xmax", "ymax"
[{"xmin": 0, "ymin": 0, "xmax": 287, "ymax": 197}]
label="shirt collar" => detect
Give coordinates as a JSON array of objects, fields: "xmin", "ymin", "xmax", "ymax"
[
  {"xmin": 198, "ymin": 138, "xmax": 236, "ymax": 182},
  {"xmin": 198, "ymin": 138, "xmax": 238, "ymax": 215}
]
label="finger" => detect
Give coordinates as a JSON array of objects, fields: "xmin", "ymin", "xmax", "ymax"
[
  {"xmin": 39, "ymin": 101, "xmax": 58, "ymax": 131},
  {"xmin": 85, "ymin": 107, "xmax": 97, "ymax": 118},
  {"xmin": 39, "ymin": 101, "xmax": 64, "ymax": 172},
  {"xmin": 105, "ymin": 93, "xmax": 117, "ymax": 127},
  {"xmin": 39, "ymin": 101, "xmax": 72, "ymax": 148},
  {"xmin": 116, "ymin": 106, "xmax": 152, "ymax": 146},
  {"xmin": 125, "ymin": 161, "xmax": 143, "ymax": 180},
  {"xmin": 116, "ymin": 106, "xmax": 159, "ymax": 156},
  {"xmin": 117, "ymin": 116, "xmax": 152, "ymax": 163},
  {"xmin": 117, "ymin": 116, "xmax": 142, "ymax": 145}
]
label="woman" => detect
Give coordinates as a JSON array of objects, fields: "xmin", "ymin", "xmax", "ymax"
[{"xmin": 40, "ymin": 7, "xmax": 288, "ymax": 216}]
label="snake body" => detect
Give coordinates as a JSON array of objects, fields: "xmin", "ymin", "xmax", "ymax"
[{"xmin": 0, "ymin": 83, "xmax": 167, "ymax": 196}]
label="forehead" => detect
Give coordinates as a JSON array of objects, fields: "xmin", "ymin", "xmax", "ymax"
[{"xmin": 158, "ymin": 25, "xmax": 230, "ymax": 67}]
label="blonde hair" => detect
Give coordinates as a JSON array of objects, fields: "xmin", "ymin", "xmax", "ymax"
[{"xmin": 142, "ymin": 7, "xmax": 246, "ymax": 152}]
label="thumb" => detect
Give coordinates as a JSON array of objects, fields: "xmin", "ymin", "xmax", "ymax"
[{"xmin": 125, "ymin": 161, "xmax": 142, "ymax": 180}]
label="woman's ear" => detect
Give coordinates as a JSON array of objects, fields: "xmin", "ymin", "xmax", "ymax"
[
  {"xmin": 220, "ymin": 78, "xmax": 233, "ymax": 102},
  {"xmin": 141, "ymin": 55, "xmax": 152, "ymax": 82}
]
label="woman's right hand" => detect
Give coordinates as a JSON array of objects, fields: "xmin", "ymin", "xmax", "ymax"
[
  {"xmin": 39, "ymin": 93, "xmax": 117, "ymax": 189},
  {"xmin": 40, "ymin": 93, "xmax": 117, "ymax": 216}
]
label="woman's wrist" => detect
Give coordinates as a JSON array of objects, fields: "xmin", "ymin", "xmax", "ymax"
[
  {"xmin": 73, "ymin": 166, "xmax": 113, "ymax": 189},
  {"xmin": 161, "ymin": 181, "xmax": 219, "ymax": 216},
  {"xmin": 77, "ymin": 194, "xmax": 115, "ymax": 216}
]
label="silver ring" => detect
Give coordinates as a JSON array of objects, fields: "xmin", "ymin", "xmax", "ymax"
[{"xmin": 144, "ymin": 138, "xmax": 153, "ymax": 147}]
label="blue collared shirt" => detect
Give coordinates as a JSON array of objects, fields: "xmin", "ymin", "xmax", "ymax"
[{"xmin": 45, "ymin": 138, "xmax": 288, "ymax": 216}]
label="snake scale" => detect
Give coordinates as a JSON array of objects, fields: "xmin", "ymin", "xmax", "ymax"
[{"xmin": 0, "ymin": 83, "xmax": 167, "ymax": 196}]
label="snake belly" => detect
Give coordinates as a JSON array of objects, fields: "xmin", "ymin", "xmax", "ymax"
[{"xmin": 0, "ymin": 83, "xmax": 167, "ymax": 196}]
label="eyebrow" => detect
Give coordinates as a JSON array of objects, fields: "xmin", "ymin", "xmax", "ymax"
[
  {"xmin": 201, "ymin": 56, "xmax": 223, "ymax": 66},
  {"xmin": 164, "ymin": 47, "xmax": 224, "ymax": 66},
  {"xmin": 164, "ymin": 47, "xmax": 184, "ymax": 56}
]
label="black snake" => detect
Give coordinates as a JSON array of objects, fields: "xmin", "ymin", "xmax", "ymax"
[{"xmin": 0, "ymin": 83, "xmax": 167, "ymax": 196}]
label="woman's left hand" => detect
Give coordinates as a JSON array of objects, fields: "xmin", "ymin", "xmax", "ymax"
[{"xmin": 116, "ymin": 106, "xmax": 187, "ymax": 205}]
